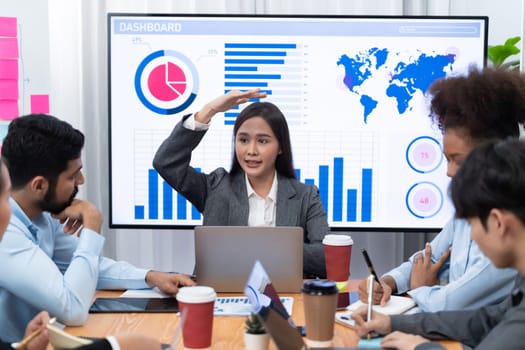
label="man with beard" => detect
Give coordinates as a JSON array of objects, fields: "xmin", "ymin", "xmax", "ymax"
[{"xmin": 0, "ymin": 114, "xmax": 195, "ymax": 343}]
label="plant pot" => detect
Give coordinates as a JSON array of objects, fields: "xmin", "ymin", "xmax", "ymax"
[{"xmin": 244, "ymin": 332, "xmax": 270, "ymax": 350}]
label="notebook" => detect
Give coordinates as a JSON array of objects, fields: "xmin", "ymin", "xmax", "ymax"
[
  {"xmin": 345, "ymin": 295, "xmax": 416, "ymax": 315},
  {"xmin": 47, "ymin": 320, "xmax": 93, "ymax": 349},
  {"xmin": 194, "ymin": 226, "xmax": 304, "ymax": 292},
  {"xmin": 48, "ymin": 316, "xmax": 173, "ymax": 350}
]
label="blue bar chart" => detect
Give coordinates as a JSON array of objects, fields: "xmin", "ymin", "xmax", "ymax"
[
  {"xmin": 297, "ymin": 157, "xmax": 372, "ymax": 223},
  {"xmin": 222, "ymin": 42, "xmax": 304, "ymax": 126},
  {"xmin": 132, "ymin": 128, "xmax": 377, "ymax": 227},
  {"xmin": 134, "ymin": 168, "xmax": 202, "ymax": 221},
  {"xmin": 134, "ymin": 161, "xmax": 373, "ymax": 224}
]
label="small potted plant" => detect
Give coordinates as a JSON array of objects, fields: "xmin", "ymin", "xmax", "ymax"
[
  {"xmin": 488, "ymin": 36, "xmax": 521, "ymax": 70},
  {"xmin": 244, "ymin": 312, "xmax": 270, "ymax": 350}
]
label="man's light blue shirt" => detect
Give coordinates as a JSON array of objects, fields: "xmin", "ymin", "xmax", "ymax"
[
  {"xmin": 0, "ymin": 198, "xmax": 150, "ymax": 342},
  {"xmin": 385, "ymin": 217, "xmax": 517, "ymax": 312}
]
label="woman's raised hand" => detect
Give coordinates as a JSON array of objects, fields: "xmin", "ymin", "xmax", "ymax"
[{"xmin": 195, "ymin": 89, "xmax": 267, "ymax": 124}]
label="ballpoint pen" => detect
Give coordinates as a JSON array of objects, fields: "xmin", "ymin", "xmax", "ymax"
[
  {"xmin": 366, "ymin": 274, "xmax": 374, "ymax": 340},
  {"xmin": 362, "ymin": 249, "xmax": 381, "ymax": 286},
  {"xmin": 15, "ymin": 329, "xmax": 42, "ymax": 350},
  {"xmin": 16, "ymin": 317, "xmax": 56, "ymax": 349}
]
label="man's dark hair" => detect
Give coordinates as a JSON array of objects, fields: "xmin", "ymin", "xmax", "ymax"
[
  {"xmin": 451, "ymin": 138, "xmax": 525, "ymax": 228},
  {"xmin": 1, "ymin": 114, "xmax": 84, "ymax": 189}
]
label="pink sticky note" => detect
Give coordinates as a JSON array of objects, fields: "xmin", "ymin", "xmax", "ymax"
[
  {"xmin": 0, "ymin": 100, "xmax": 18, "ymax": 120},
  {"xmin": 0, "ymin": 80, "xmax": 18, "ymax": 100},
  {"xmin": 0, "ymin": 38, "xmax": 18, "ymax": 59},
  {"xmin": 0, "ymin": 59, "xmax": 17, "ymax": 79},
  {"xmin": 0, "ymin": 17, "xmax": 17, "ymax": 37},
  {"xmin": 30, "ymin": 94, "xmax": 50, "ymax": 114}
]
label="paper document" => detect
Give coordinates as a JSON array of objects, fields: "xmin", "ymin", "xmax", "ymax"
[
  {"xmin": 214, "ymin": 296, "xmax": 293, "ymax": 316},
  {"xmin": 47, "ymin": 320, "xmax": 93, "ymax": 349},
  {"xmin": 346, "ymin": 295, "xmax": 416, "ymax": 315},
  {"xmin": 120, "ymin": 288, "xmax": 170, "ymax": 298}
]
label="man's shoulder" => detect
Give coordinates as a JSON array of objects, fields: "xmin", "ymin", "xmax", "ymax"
[
  {"xmin": 0, "ymin": 219, "xmax": 35, "ymax": 250},
  {"xmin": 6, "ymin": 214, "xmax": 30, "ymax": 235},
  {"xmin": 5, "ymin": 211, "xmax": 60, "ymax": 240},
  {"xmin": 437, "ymin": 217, "xmax": 469, "ymax": 238}
]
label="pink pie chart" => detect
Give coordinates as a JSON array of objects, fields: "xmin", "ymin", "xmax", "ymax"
[{"xmin": 147, "ymin": 62, "xmax": 187, "ymax": 102}]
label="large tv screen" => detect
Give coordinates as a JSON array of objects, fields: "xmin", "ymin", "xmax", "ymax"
[{"xmin": 108, "ymin": 14, "xmax": 488, "ymax": 230}]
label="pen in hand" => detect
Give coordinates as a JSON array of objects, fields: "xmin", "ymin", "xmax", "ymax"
[
  {"xmin": 16, "ymin": 317, "xmax": 56, "ymax": 349},
  {"xmin": 15, "ymin": 329, "xmax": 42, "ymax": 350},
  {"xmin": 366, "ymin": 275, "xmax": 374, "ymax": 340},
  {"xmin": 362, "ymin": 249, "xmax": 382, "ymax": 288}
]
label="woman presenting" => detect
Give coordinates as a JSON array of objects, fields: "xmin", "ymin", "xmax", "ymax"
[{"xmin": 153, "ymin": 89, "xmax": 329, "ymax": 278}]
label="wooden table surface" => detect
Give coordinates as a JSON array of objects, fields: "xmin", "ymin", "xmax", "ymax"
[{"xmin": 64, "ymin": 282, "xmax": 461, "ymax": 349}]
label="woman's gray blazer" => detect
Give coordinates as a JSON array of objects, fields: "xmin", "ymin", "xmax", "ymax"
[{"xmin": 153, "ymin": 117, "xmax": 328, "ymax": 278}]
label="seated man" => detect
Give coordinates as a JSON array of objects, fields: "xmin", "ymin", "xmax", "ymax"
[
  {"xmin": 0, "ymin": 114, "xmax": 195, "ymax": 342},
  {"xmin": 353, "ymin": 138, "xmax": 525, "ymax": 350}
]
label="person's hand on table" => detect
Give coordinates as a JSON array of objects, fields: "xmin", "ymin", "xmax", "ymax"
[
  {"xmin": 145, "ymin": 271, "xmax": 197, "ymax": 296},
  {"xmin": 381, "ymin": 331, "xmax": 431, "ymax": 350}
]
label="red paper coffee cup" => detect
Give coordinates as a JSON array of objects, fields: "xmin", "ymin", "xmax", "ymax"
[
  {"xmin": 176, "ymin": 286, "xmax": 216, "ymax": 350},
  {"xmin": 323, "ymin": 234, "xmax": 353, "ymax": 281}
]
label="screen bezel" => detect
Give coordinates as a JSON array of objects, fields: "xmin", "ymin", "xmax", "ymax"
[{"xmin": 107, "ymin": 13, "xmax": 488, "ymax": 232}]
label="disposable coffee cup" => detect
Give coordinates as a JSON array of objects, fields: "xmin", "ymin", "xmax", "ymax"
[
  {"xmin": 176, "ymin": 286, "xmax": 216, "ymax": 350},
  {"xmin": 323, "ymin": 234, "xmax": 353, "ymax": 282},
  {"xmin": 302, "ymin": 279, "xmax": 339, "ymax": 347}
]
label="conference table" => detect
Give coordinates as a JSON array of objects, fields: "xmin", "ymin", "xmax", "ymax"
[{"xmin": 64, "ymin": 282, "xmax": 462, "ymax": 350}]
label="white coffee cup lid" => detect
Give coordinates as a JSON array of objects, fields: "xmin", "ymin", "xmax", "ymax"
[
  {"xmin": 176, "ymin": 286, "xmax": 216, "ymax": 303},
  {"xmin": 322, "ymin": 234, "xmax": 353, "ymax": 246}
]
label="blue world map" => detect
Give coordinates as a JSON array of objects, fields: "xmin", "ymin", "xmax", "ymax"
[{"xmin": 337, "ymin": 48, "xmax": 456, "ymax": 123}]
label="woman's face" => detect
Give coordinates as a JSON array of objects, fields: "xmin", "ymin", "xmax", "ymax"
[
  {"xmin": 235, "ymin": 116, "xmax": 281, "ymax": 184},
  {"xmin": 0, "ymin": 162, "xmax": 12, "ymax": 240},
  {"xmin": 442, "ymin": 128, "xmax": 476, "ymax": 178}
]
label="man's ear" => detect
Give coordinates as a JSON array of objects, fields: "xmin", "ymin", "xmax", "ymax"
[
  {"xmin": 489, "ymin": 208, "xmax": 515, "ymax": 240},
  {"xmin": 29, "ymin": 176, "xmax": 49, "ymax": 197},
  {"xmin": 489, "ymin": 208, "xmax": 505, "ymax": 233}
]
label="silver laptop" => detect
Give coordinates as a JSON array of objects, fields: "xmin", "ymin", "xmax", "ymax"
[{"xmin": 194, "ymin": 226, "xmax": 304, "ymax": 293}]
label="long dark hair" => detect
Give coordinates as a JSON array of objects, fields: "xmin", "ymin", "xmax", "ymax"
[{"xmin": 230, "ymin": 102, "xmax": 296, "ymax": 179}]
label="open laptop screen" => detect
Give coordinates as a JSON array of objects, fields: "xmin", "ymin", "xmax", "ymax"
[{"xmin": 194, "ymin": 226, "xmax": 303, "ymax": 292}]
